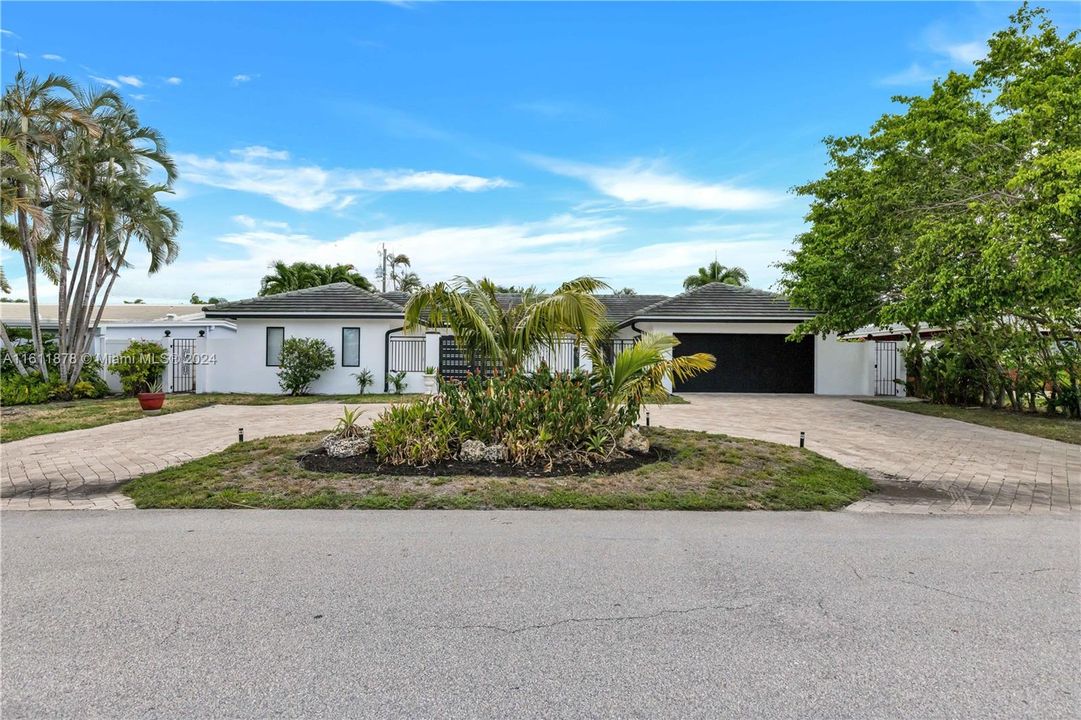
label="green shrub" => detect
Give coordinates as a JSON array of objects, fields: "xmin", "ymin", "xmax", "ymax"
[
  {"xmin": 370, "ymin": 366, "xmax": 627, "ymax": 467},
  {"xmin": 108, "ymin": 340, "xmax": 168, "ymax": 395},
  {"xmin": 277, "ymin": 337, "xmax": 335, "ymax": 395},
  {"xmin": 0, "ymin": 361, "xmax": 110, "ymax": 406}
]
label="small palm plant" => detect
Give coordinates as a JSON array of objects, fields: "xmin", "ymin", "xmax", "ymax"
[
  {"xmin": 404, "ymin": 276, "xmax": 610, "ymax": 371},
  {"xmin": 353, "ymin": 369, "xmax": 374, "ymax": 395},
  {"xmin": 334, "ymin": 406, "xmax": 366, "ymax": 438},
  {"xmin": 587, "ymin": 332, "xmax": 716, "ymax": 418},
  {"xmin": 386, "ymin": 371, "xmax": 408, "ymax": 395}
]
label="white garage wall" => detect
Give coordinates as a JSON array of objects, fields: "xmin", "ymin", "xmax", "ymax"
[
  {"xmin": 814, "ymin": 335, "xmax": 872, "ymax": 395},
  {"xmin": 202, "ymin": 318, "xmax": 430, "ymax": 395}
]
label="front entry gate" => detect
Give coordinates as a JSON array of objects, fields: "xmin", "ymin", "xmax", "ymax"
[
  {"xmin": 439, "ymin": 335, "xmax": 500, "ymax": 381},
  {"xmin": 170, "ymin": 338, "xmax": 196, "ymax": 393},
  {"xmin": 874, "ymin": 341, "xmax": 900, "ymax": 396}
]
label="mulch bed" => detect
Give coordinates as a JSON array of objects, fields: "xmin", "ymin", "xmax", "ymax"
[{"xmin": 297, "ymin": 446, "xmax": 664, "ymax": 478}]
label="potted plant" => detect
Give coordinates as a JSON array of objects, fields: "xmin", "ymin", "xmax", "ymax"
[
  {"xmin": 137, "ymin": 378, "xmax": 166, "ymax": 414},
  {"xmin": 423, "ymin": 366, "xmax": 438, "ymax": 395},
  {"xmin": 108, "ymin": 340, "xmax": 168, "ymax": 414}
]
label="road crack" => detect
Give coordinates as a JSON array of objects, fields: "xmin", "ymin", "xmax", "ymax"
[{"xmin": 431, "ymin": 602, "xmax": 758, "ymax": 635}]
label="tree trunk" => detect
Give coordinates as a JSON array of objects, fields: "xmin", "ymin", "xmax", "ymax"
[{"xmin": 0, "ymin": 323, "xmax": 30, "ymax": 377}]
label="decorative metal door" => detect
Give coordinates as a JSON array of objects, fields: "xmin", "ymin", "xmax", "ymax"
[
  {"xmin": 874, "ymin": 341, "xmax": 899, "ymax": 396},
  {"xmin": 439, "ymin": 335, "xmax": 500, "ymax": 381},
  {"xmin": 171, "ymin": 338, "xmax": 196, "ymax": 393}
]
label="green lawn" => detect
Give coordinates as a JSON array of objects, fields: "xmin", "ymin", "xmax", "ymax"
[
  {"xmin": 123, "ymin": 426, "xmax": 873, "ymax": 511},
  {"xmin": 0, "ymin": 393, "xmax": 425, "ymax": 443},
  {"xmin": 860, "ymin": 399, "xmax": 1081, "ymax": 445}
]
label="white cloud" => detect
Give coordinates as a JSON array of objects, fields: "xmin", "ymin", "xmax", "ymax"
[
  {"xmin": 176, "ymin": 150, "xmax": 513, "ymax": 211},
  {"xmin": 231, "ymin": 145, "xmax": 290, "ymax": 161},
  {"xmin": 13, "ymin": 51, "xmax": 28, "ymax": 59},
  {"xmin": 941, "ymin": 41, "xmax": 984, "ymax": 64},
  {"xmin": 232, "ymin": 74, "xmax": 253, "ymax": 84},
  {"xmin": 0, "ymin": 29, "xmax": 18, "ymax": 38},
  {"xmin": 880, "ymin": 22, "xmax": 988, "ymax": 86},
  {"xmin": 131, "ymin": 94, "xmax": 148, "ymax": 101},
  {"xmin": 165, "ymin": 76, "xmax": 183, "ymax": 85},
  {"xmin": 5, "ymin": 213, "xmax": 800, "ymax": 302},
  {"xmin": 91, "ymin": 76, "xmax": 122, "ymax": 89},
  {"xmin": 532, "ymin": 156, "xmax": 782, "ymax": 211},
  {"xmin": 97, "ymin": 214, "xmax": 625, "ymax": 301},
  {"xmin": 879, "ymin": 62, "xmax": 938, "ymax": 87},
  {"xmin": 514, "ymin": 100, "xmax": 595, "ymax": 120},
  {"xmin": 117, "ymin": 75, "xmax": 143, "ymax": 87},
  {"xmin": 42, "ymin": 53, "xmax": 65, "ymax": 62},
  {"xmin": 232, "ymin": 214, "xmax": 290, "ymax": 230}
]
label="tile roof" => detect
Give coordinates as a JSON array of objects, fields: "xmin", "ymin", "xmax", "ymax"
[
  {"xmin": 597, "ymin": 294, "xmax": 670, "ymax": 323},
  {"xmin": 632, "ymin": 283, "xmax": 815, "ymax": 321},
  {"xmin": 203, "ymin": 283, "xmax": 406, "ymax": 317},
  {"xmin": 0, "ymin": 303, "xmax": 217, "ymax": 328},
  {"xmin": 202, "ymin": 283, "xmax": 814, "ymax": 322}
]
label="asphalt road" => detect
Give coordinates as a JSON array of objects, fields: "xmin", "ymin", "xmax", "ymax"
[{"xmin": 2, "ymin": 510, "xmax": 1079, "ymax": 719}]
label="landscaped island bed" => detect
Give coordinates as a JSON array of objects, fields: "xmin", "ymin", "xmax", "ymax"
[
  {"xmin": 860, "ymin": 400, "xmax": 1081, "ymax": 446},
  {"xmin": 123, "ymin": 427, "xmax": 873, "ymax": 511}
]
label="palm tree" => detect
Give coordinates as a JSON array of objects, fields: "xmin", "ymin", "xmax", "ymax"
[
  {"xmin": 259, "ymin": 261, "xmax": 373, "ymax": 296},
  {"xmin": 404, "ymin": 276, "xmax": 610, "ymax": 370},
  {"xmin": 50, "ymin": 89, "xmax": 181, "ymax": 386},
  {"xmin": 586, "ymin": 333, "xmax": 716, "ymax": 414},
  {"xmin": 682, "ymin": 261, "xmax": 749, "ymax": 291},
  {"xmin": 2, "ymin": 71, "xmax": 85, "ymax": 380},
  {"xmin": 313, "ymin": 263, "xmax": 373, "ymax": 290}
]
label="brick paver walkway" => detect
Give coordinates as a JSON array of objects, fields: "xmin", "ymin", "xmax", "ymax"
[
  {"xmin": 650, "ymin": 395, "xmax": 1079, "ymax": 514},
  {"xmin": 2, "ymin": 396, "xmax": 1077, "ymax": 514},
  {"xmin": 1, "ymin": 404, "xmax": 371, "ymax": 510}
]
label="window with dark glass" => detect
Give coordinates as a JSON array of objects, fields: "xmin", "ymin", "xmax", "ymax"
[
  {"xmin": 266, "ymin": 327, "xmax": 285, "ymax": 366},
  {"xmin": 342, "ymin": 327, "xmax": 360, "ymax": 367}
]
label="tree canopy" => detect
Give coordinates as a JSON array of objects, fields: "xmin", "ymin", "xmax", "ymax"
[
  {"xmin": 258, "ymin": 261, "xmax": 373, "ymax": 296},
  {"xmin": 779, "ymin": 5, "xmax": 1079, "ymax": 337},
  {"xmin": 2, "ymin": 72, "xmax": 180, "ymax": 388},
  {"xmin": 778, "ymin": 5, "xmax": 1079, "ymax": 415},
  {"xmin": 683, "ymin": 261, "xmax": 748, "ymax": 291}
]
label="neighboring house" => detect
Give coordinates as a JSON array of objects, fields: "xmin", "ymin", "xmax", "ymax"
[
  {"xmin": 0, "ymin": 303, "xmax": 236, "ymax": 393},
  {"xmin": 201, "ymin": 282, "xmax": 885, "ymax": 396}
]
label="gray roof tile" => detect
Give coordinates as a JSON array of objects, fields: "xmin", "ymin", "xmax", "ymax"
[
  {"xmin": 203, "ymin": 282, "xmax": 814, "ymax": 322},
  {"xmin": 204, "ymin": 283, "xmax": 406, "ymax": 317},
  {"xmin": 633, "ymin": 283, "xmax": 815, "ymax": 321}
]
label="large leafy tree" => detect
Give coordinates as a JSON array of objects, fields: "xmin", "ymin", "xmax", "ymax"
[
  {"xmin": 2, "ymin": 72, "xmax": 182, "ymax": 388},
  {"xmin": 404, "ymin": 276, "xmax": 611, "ymax": 370},
  {"xmin": 258, "ymin": 260, "xmax": 373, "ymax": 296},
  {"xmin": 682, "ymin": 261, "xmax": 748, "ymax": 290},
  {"xmin": 778, "ymin": 6, "xmax": 1080, "ymax": 412}
]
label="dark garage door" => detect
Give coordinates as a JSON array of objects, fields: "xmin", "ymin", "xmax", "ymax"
[{"xmin": 674, "ymin": 333, "xmax": 814, "ymax": 393}]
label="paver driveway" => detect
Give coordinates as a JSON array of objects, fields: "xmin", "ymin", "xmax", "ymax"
[
  {"xmin": 1, "ymin": 403, "xmax": 371, "ymax": 509},
  {"xmin": 2, "ymin": 395, "xmax": 1077, "ymax": 513},
  {"xmin": 651, "ymin": 395, "xmax": 1079, "ymax": 514}
]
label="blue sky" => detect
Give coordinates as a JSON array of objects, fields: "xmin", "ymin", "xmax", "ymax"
[{"xmin": 2, "ymin": 1, "xmax": 1078, "ymax": 302}]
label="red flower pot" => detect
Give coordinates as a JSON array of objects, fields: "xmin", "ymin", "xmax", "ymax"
[{"xmin": 137, "ymin": 392, "xmax": 166, "ymax": 412}]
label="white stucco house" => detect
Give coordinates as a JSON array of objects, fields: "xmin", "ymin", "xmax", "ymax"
[{"xmin": 197, "ymin": 282, "xmax": 899, "ymax": 396}]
